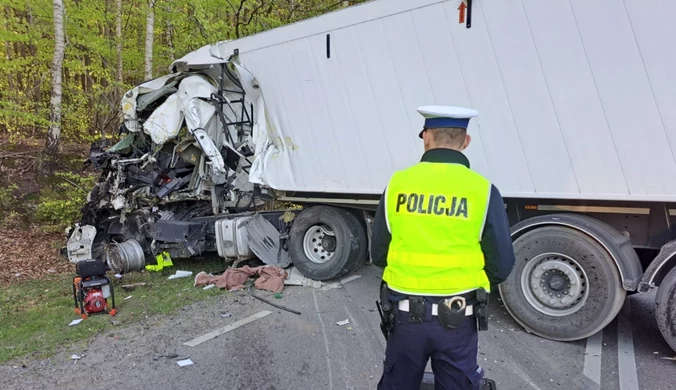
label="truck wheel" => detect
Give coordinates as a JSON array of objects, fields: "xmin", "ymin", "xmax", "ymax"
[
  {"xmin": 288, "ymin": 206, "xmax": 366, "ymax": 281},
  {"xmin": 499, "ymin": 226, "xmax": 626, "ymax": 341},
  {"xmin": 655, "ymin": 267, "xmax": 676, "ymax": 353}
]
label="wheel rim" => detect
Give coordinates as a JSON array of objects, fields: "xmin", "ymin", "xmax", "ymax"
[
  {"xmin": 303, "ymin": 225, "xmax": 336, "ymax": 264},
  {"xmin": 520, "ymin": 252, "xmax": 589, "ymax": 317}
]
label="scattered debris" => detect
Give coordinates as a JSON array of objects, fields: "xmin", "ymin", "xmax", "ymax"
[
  {"xmin": 246, "ymin": 284, "xmax": 301, "ymax": 315},
  {"xmin": 168, "ymin": 270, "xmax": 193, "ymax": 280},
  {"xmin": 284, "ymin": 266, "xmax": 322, "ymax": 289},
  {"xmin": 47, "ymin": 269, "xmax": 56, "ymax": 273},
  {"xmin": 654, "ymin": 351, "xmax": 659, "ymax": 354},
  {"xmin": 124, "ymin": 295, "xmax": 133, "ymax": 300},
  {"xmin": 336, "ymin": 319, "xmax": 350, "ymax": 326},
  {"xmin": 68, "ymin": 319, "xmax": 83, "ymax": 326},
  {"xmin": 660, "ymin": 356, "xmax": 676, "ymax": 361},
  {"xmin": 121, "ymin": 282, "xmax": 147, "ymax": 291},
  {"xmin": 158, "ymin": 353, "xmax": 188, "ymax": 359},
  {"xmin": 111, "ymin": 320, "xmax": 120, "ymax": 326},
  {"xmin": 220, "ymin": 312, "xmax": 232, "ymax": 318},
  {"xmin": 202, "ymin": 284, "xmax": 216, "ymax": 290},
  {"xmin": 71, "ymin": 354, "xmax": 82, "ymax": 360},
  {"xmin": 177, "ymin": 358, "xmax": 194, "ymax": 367}
]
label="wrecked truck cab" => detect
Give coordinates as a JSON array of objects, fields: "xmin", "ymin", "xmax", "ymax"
[{"xmin": 67, "ymin": 46, "xmax": 370, "ymax": 281}]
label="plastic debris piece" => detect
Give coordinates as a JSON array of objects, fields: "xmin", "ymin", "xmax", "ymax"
[
  {"xmin": 124, "ymin": 295, "xmax": 133, "ymax": 300},
  {"xmin": 336, "ymin": 319, "xmax": 350, "ymax": 326},
  {"xmin": 203, "ymin": 284, "xmax": 215, "ymax": 290},
  {"xmin": 177, "ymin": 358, "xmax": 194, "ymax": 366},
  {"xmin": 274, "ymin": 292, "xmax": 283, "ymax": 299},
  {"xmin": 221, "ymin": 312, "xmax": 232, "ymax": 318},
  {"xmin": 68, "ymin": 319, "xmax": 83, "ymax": 326},
  {"xmin": 285, "ymin": 266, "xmax": 323, "ymax": 288},
  {"xmin": 168, "ymin": 270, "xmax": 193, "ymax": 279},
  {"xmin": 71, "ymin": 354, "xmax": 81, "ymax": 360}
]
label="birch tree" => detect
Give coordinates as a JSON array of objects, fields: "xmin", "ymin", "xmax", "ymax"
[
  {"xmin": 145, "ymin": 0, "xmax": 155, "ymax": 80},
  {"xmin": 42, "ymin": 0, "xmax": 65, "ymax": 171},
  {"xmin": 116, "ymin": 0, "xmax": 123, "ymax": 95}
]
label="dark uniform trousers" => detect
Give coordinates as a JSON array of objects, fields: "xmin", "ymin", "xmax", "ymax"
[{"xmin": 377, "ymin": 300, "xmax": 484, "ymax": 390}]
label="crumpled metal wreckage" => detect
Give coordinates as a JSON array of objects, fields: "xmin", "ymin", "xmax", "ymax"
[{"xmin": 66, "ymin": 49, "xmax": 293, "ymax": 275}]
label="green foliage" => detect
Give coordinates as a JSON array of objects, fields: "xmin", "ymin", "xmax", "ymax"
[
  {"xmin": 0, "ymin": 183, "xmax": 18, "ymax": 209},
  {"xmin": 34, "ymin": 172, "xmax": 97, "ymax": 230},
  {"xmin": 0, "ymin": 0, "xmax": 367, "ymax": 144}
]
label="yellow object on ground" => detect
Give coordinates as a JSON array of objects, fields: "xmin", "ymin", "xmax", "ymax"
[{"xmin": 145, "ymin": 251, "xmax": 174, "ymax": 272}]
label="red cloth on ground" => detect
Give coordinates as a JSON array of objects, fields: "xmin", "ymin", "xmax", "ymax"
[{"xmin": 194, "ymin": 265, "xmax": 287, "ymax": 293}]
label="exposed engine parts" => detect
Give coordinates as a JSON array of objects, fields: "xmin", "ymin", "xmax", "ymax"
[{"xmin": 67, "ymin": 60, "xmax": 273, "ymax": 272}]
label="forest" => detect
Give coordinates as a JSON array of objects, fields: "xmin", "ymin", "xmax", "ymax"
[{"xmin": 0, "ymin": 0, "xmax": 364, "ymax": 284}]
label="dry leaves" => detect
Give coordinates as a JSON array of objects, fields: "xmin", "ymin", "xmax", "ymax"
[{"xmin": 0, "ymin": 226, "xmax": 74, "ymax": 285}]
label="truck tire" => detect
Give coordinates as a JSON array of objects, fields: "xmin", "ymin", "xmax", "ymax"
[
  {"xmin": 655, "ymin": 267, "xmax": 676, "ymax": 353},
  {"xmin": 499, "ymin": 226, "xmax": 626, "ymax": 341},
  {"xmin": 288, "ymin": 206, "xmax": 366, "ymax": 281}
]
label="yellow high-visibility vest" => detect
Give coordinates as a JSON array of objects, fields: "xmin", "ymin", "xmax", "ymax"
[{"xmin": 383, "ymin": 161, "xmax": 492, "ymax": 296}]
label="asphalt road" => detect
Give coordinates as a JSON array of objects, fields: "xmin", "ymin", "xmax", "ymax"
[{"xmin": 2, "ymin": 263, "xmax": 675, "ymax": 390}]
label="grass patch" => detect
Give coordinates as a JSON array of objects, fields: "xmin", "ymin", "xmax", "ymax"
[{"xmin": 0, "ymin": 256, "xmax": 229, "ymax": 364}]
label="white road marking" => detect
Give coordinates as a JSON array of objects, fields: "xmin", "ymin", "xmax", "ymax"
[
  {"xmin": 583, "ymin": 331, "xmax": 603, "ymax": 386},
  {"xmin": 183, "ymin": 310, "xmax": 272, "ymax": 347},
  {"xmin": 313, "ymin": 289, "xmax": 334, "ymax": 390},
  {"xmin": 618, "ymin": 300, "xmax": 639, "ymax": 390},
  {"xmin": 340, "ymin": 275, "xmax": 362, "ymax": 284}
]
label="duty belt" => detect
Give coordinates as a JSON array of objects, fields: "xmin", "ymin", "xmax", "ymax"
[{"xmin": 397, "ymin": 298, "xmax": 474, "ymax": 316}]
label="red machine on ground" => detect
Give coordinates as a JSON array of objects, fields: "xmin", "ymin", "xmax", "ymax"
[{"xmin": 72, "ymin": 259, "xmax": 117, "ymax": 319}]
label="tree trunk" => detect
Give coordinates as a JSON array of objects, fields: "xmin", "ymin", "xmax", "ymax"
[
  {"xmin": 43, "ymin": 0, "xmax": 65, "ymax": 172},
  {"xmin": 116, "ymin": 0, "xmax": 122, "ymax": 90},
  {"xmin": 166, "ymin": 20, "xmax": 174, "ymax": 62},
  {"xmin": 4, "ymin": 8, "xmax": 13, "ymax": 92},
  {"xmin": 144, "ymin": 0, "xmax": 155, "ymax": 80}
]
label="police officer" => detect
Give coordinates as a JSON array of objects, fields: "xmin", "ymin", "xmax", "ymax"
[{"xmin": 371, "ymin": 105, "xmax": 515, "ymax": 390}]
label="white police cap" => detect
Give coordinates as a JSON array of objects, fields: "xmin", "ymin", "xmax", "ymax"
[{"xmin": 417, "ymin": 105, "xmax": 479, "ymax": 138}]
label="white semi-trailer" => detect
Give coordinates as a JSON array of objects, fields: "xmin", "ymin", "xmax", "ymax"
[{"xmin": 70, "ymin": 0, "xmax": 676, "ymax": 353}]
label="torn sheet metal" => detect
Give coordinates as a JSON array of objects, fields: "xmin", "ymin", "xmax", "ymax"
[
  {"xmin": 193, "ymin": 129, "xmax": 226, "ymax": 180},
  {"xmin": 66, "ymin": 225, "xmax": 97, "ymax": 263},
  {"xmin": 244, "ymin": 214, "xmax": 291, "ymax": 268},
  {"xmin": 122, "ymin": 74, "xmax": 180, "ymax": 133},
  {"xmin": 170, "ymin": 44, "xmax": 229, "ymax": 73},
  {"xmin": 137, "ymin": 81, "xmax": 178, "ymax": 112},
  {"xmin": 143, "ymin": 93, "xmax": 185, "ymax": 144},
  {"xmin": 138, "ymin": 73, "xmax": 180, "ymax": 93},
  {"xmin": 121, "ymin": 88, "xmax": 140, "ymax": 132},
  {"xmin": 231, "ymin": 62, "xmax": 295, "ymax": 189}
]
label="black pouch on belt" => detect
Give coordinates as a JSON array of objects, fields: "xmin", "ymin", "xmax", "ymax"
[
  {"xmin": 437, "ymin": 296, "xmax": 467, "ymax": 329},
  {"xmin": 408, "ymin": 296, "xmax": 425, "ymax": 323}
]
